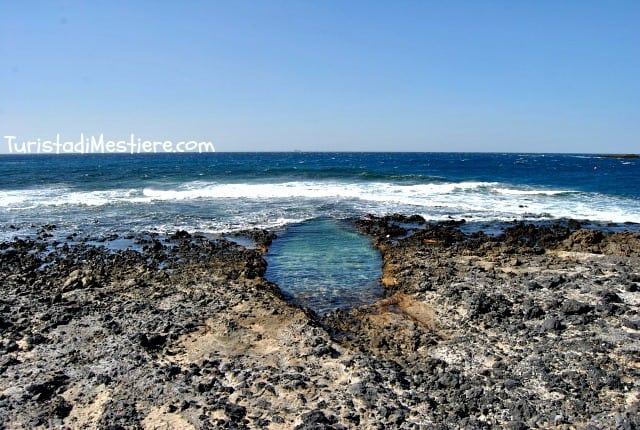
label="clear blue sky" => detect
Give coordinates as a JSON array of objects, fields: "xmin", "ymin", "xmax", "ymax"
[{"xmin": 1, "ymin": 1, "xmax": 638, "ymax": 153}]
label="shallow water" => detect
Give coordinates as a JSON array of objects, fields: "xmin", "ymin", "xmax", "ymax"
[{"xmin": 264, "ymin": 218, "xmax": 383, "ymax": 315}]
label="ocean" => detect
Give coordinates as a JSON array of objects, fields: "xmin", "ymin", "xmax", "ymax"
[{"xmin": 1, "ymin": 152, "xmax": 639, "ymax": 242}]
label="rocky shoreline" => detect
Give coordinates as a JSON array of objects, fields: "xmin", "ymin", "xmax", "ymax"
[{"xmin": 1, "ymin": 218, "xmax": 639, "ymax": 429}]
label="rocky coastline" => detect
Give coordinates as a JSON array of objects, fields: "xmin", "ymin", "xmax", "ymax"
[{"xmin": 1, "ymin": 217, "xmax": 639, "ymax": 429}]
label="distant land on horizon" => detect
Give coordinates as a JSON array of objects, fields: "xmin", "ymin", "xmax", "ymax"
[{"xmin": 0, "ymin": 150, "xmax": 639, "ymax": 157}]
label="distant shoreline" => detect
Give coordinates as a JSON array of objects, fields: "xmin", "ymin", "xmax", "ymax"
[
  {"xmin": 0, "ymin": 151, "xmax": 638, "ymax": 156},
  {"xmin": 593, "ymin": 153, "xmax": 639, "ymax": 159}
]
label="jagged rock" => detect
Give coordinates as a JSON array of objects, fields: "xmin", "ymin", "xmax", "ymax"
[
  {"xmin": 561, "ymin": 299, "xmax": 593, "ymax": 315},
  {"xmin": 1, "ymin": 220, "xmax": 639, "ymax": 429}
]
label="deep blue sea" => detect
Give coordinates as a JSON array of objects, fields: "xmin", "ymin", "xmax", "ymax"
[{"xmin": 1, "ymin": 152, "xmax": 639, "ymax": 242}]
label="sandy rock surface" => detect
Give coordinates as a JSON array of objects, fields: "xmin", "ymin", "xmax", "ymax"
[{"xmin": 1, "ymin": 219, "xmax": 639, "ymax": 429}]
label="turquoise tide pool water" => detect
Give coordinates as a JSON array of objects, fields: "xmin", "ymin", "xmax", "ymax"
[{"xmin": 264, "ymin": 218, "xmax": 382, "ymax": 315}]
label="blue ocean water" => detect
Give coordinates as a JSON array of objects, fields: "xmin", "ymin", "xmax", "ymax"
[{"xmin": 0, "ymin": 152, "xmax": 639, "ymax": 241}]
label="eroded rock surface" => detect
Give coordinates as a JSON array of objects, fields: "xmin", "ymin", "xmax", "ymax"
[
  {"xmin": 1, "ymin": 219, "xmax": 639, "ymax": 429},
  {"xmin": 329, "ymin": 216, "xmax": 640, "ymax": 428}
]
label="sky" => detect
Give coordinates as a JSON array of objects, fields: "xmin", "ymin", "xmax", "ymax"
[{"xmin": 1, "ymin": 0, "xmax": 638, "ymax": 153}]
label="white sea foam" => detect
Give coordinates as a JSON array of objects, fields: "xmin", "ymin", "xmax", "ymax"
[
  {"xmin": 141, "ymin": 181, "xmax": 498, "ymax": 203},
  {"xmin": 0, "ymin": 188, "xmax": 143, "ymax": 208},
  {"xmin": 1, "ymin": 180, "xmax": 639, "ymax": 231}
]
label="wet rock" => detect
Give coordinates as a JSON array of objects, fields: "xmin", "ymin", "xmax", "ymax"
[
  {"xmin": 98, "ymin": 399, "xmax": 141, "ymax": 429},
  {"xmin": 540, "ymin": 316, "xmax": 565, "ymax": 332},
  {"xmin": 437, "ymin": 371, "xmax": 460, "ymax": 389},
  {"xmin": 599, "ymin": 290, "xmax": 623, "ymax": 303},
  {"xmin": 561, "ymin": 299, "xmax": 593, "ymax": 315},
  {"xmin": 136, "ymin": 333, "xmax": 167, "ymax": 351},
  {"xmin": 622, "ymin": 319, "xmax": 640, "ymax": 330},
  {"xmin": 25, "ymin": 373, "xmax": 69, "ymax": 402},
  {"xmin": 49, "ymin": 395, "xmax": 73, "ymax": 419},
  {"xmin": 524, "ymin": 280, "xmax": 542, "ymax": 291},
  {"xmin": 466, "ymin": 292, "xmax": 512, "ymax": 321},
  {"xmin": 510, "ymin": 399, "xmax": 535, "ymax": 421},
  {"xmin": 224, "ymin": 402, "xmax": 247, "ymax": 421},
  {"xmin": 541, "ymin": 275, "xmax": 567, "ymax": 289},
  {"xmin": 235, "ymin": 228, "xmax": 277, "ymax": 252},
  {"xmin": 170, "ymin": 230, "xmax": 191, "ymax": 240},
  {"xmin": 1, "ymin": 220, "xmax": 639, "ymax": 429},
  {"xmin": 564, "ymin": 229, "xmax": 605, "ymax": 252},
  {"xmin": 295, "ymin": 410, "xmax": 336, "ymax": 429},
  {"xmin": 522, "ymin": 300, "xmax": 545, "ymax": 320}
]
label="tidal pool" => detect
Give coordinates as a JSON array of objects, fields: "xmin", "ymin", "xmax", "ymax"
[{"xmin": 265, "ymin": 218, "xmax": 383, "ymax": 315}]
